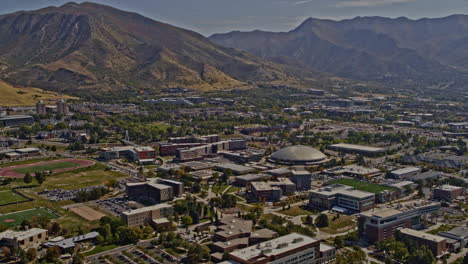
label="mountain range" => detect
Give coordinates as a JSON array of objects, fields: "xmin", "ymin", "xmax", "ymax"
[
  {"xmin": 0, "ymin": 2, "xmax": 327, "ymax": 95},
  {"xmin": 210, "ymin": 15, "xmax": 468, "ymax": 87}
]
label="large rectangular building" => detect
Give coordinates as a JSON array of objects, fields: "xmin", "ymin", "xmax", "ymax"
[
  {"xmin": 0, "ymin": 115, "xmax": 34, "ymax": 127},
  {"xmin": 228, "ymin": 233, "xmax": 335, "ymax": 264},
  {"xmin": 121, "ymin": 203, "xmax": 173, "ymax": 228},
  {"xmin": 126, "ymin": 179, "xmax": 175, "ymax": 204},
  {"xmin": 358, "ymin": 200, "xmax": 440, "ymax": 242},
  {"xmin": 291, "ymin": 170, "xmax": 312, "ymax": 191},
  {"xmin": 398, "ymin": 228, "xmax": 447, "ymax": 257},
  {"xmin": 308, "ymin": 184, "xmax": 375, "ymax": 213},
  {"xmin": 328, "ymin": 143, "xmax": 387, "ymax": 156}
]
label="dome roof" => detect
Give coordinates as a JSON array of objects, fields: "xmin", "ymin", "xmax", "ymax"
[{"xmin": 270, "ymin": 145, "xmax": 327, "ymax": 164}]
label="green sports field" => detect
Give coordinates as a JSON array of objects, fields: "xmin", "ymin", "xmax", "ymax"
[
  {"xmin": 0, "ymin": 190, "xmax": 28, "ymax": 205},
  {"xmin": 0, "ymin": 208, "xmax": 59, "ymax": 227},
  {"xmin": 328, "ymin": 179, "xmax": 397, "ymax": 193},
  {"xmin": 13, "ymin": 161, "xmax": 79, "ymax": 174}
]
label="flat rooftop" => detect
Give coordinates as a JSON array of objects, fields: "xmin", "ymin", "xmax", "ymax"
[
  {"xmin": 310, "ymin": 184, "xmax": 375, "ymax": 199},
  {"xmin": 392, "ymin": 167, "xmax": 421, "ymax": 175},
  {"xmin": 0, "ymin": 228, "xmax": 46, "ymax": 241},
  {"xmin": 229, "ymin": 233, "xmax": 318, "ymax": 261},
  {"xmin": 329, "ymin": 143, "xmax": 386, "ymax": 152},
  {"xmin": 121, "ymin": 203, "xmax": 172, "ymax": 216},
  {"xmin": 360, "ymin": 200, "xmax": 440, "ymax": 218},
  {"xmin": 399, "ymin": 228, "xmax": 446, "ymax": 242},
  {"xmin": 437, "ymin": 185, "xmax": 463, "ymax": 191}
]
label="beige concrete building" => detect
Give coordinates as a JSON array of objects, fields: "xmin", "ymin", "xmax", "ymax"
[
  {"xmin": 121, "ymin": 203, "xmax": 173, "ymax": 228},
  {"xmin": 0, "ymin": 228, "xmax": 48, "ymax": 249}
]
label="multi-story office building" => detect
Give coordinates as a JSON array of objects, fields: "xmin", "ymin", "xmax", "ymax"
[
  {"xmin": 121, "ymin": 203, "xmax": 173, "ymax": 228},
  {"xmin": 158, "ymin": 179, "xmax": 184, "ymax": 197},
  {"xmin": 308, "ymin": 184, "xmax": 375, "ymax": 213},
  {"xmin": 250, "ymin": 181, "xmax": 283, "ymax": 202},
  {"xmin": 398, "ymin": 228, "xmax": 447, "ymax": 257},
  {"xmin": 228, "ymin": 233, "xmax": 335, "ymax": 264},
  {"xmin": 433, "ymin": 185, "xmax": 464, "ymax": 202},
  {"xmin": 291, "ymin": 170, "xmax": 312, "ymax": 190},
  {"xmin": 0, "ymin": 228, "xmax": 48, "ymax": 249},
  {"xmin": 358, "ymin": 200, "xmax": 440, "ymax": 242},
  {"xmin": 126, "ymin": 179, "xmax": 174, "ymax": 204}
]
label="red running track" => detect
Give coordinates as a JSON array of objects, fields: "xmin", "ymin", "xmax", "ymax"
[{"xmin": 0, "ymin": 159, "xmax": 95, "ymax": 178}]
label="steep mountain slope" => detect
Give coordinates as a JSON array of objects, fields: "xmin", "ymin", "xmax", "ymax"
[
  {"xmin": 0, "ymin": 2, "xmax": 320, "ymax": 94},
  {"xmin": 210, "ymin": 16, "xmax": 468, "ymax": 85}
]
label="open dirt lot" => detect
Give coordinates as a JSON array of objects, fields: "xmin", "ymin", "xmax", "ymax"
[{"xmin": 70, "ymin": 205, "xmax": 106, "ymax": 221}]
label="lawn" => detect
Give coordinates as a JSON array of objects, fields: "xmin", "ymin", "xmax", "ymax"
[
  {"xmin": 226, "ymin": 186, "xmax": 240, "ymax": 193},
  {"xmin": 279, "ymin": 206, "xmax": 315, "ymax": 217},
  {"xmin": 0, "ymin": 190, "xmax": 28, "ymax": 205},
  {"xmin": 13, "ymin": 161, "xmax": 81, "ymax": 174},
  {"xmin": 0, "ymin": 208, "xmax": 59, "ymax": 227},
  {"xmin": 84, "ymin": 244, "xmax": 120, "ymax": 257},
  {"xmin": 319, "ymin": 214, "xmax": 356, "ymax": 234},
  {"xmin": 211, "ymin": 184, "xmax": 229, "ymax": 194},
  {"xmin": 328, "ymin": 179, "xmax": 396, "ymax": 194}
]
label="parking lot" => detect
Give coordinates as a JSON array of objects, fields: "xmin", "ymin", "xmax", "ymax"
[
  {"xmin": 38, "ymin": 185, "xmax": 106, "ymax": 201},
  {"xmin": 87, "ymin": 244, "xmax": 177, "ymax": 264},
  {"xmin": 93, "ymin": 197, "xmax": 142, "ymax": 216}
]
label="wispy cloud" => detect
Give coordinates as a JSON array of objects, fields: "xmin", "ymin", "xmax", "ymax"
[
  {"xmin": 291, "ymin": 0, "xmax": 315, "ymax": 6},
  {"xmin": 334, "ymin": 0, "xmax": 416, "ymax": 8}
]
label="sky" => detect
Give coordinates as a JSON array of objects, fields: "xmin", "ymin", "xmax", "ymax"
[{"xmin": 0, "ymin": 0, "xmax": 467, "ymax": 36}]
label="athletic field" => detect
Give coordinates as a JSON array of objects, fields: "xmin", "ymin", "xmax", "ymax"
[
  {"xmin": 0, "ymin": 208, "xmax": 59, "ymax": 227},
  {"xmin": 0, "ymin": 190, "xmax": 28, "ymax": 205},
  {"xmin": 328, "ymin": 178, "xmax": 397, "ymax": 193},
  {"xmin": 0, "ymin": 159, "xmax": 94, "ymax": 178}
]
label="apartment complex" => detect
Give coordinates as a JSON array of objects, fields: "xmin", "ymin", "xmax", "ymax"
[
  {"xmin": 0, "ymin": 228, "xmax": 48, "ymax": 249},
  {"xmin": 358, "ymin": 200, "xmax": 440, "ymax": 242},
  {"xmin": 308, "ymin": 184, "xmax": 375, "ymax": 213},
  {"xmin": 121, "ymin": 203, "xmax": 173, "ymax": 228},
  {"xmin": 228, "ymin": 233, "xmax": 335, "ymax": 264}
]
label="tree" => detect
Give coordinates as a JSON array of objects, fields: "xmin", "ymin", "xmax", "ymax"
[
  {"xmin": 315, "ymin": 214, "xmax": 329, "ymax": 228},
  {"xmin": 26, "ymin": 248, "xmax": 37, "ymax": 261},
  {"xmin": 192, "ymin": 183, "xmax": 201, "ymax": 193},
  {"xmin": 23, "ymin": 173, "xmax": 32, "ymax": 184},
  {"xmin": 35, "ymin": 171, "xmax": 45, "ymax": 184},
  {"xmin": 45, "ymin": 247, "xmax": 61, "ymax": 262},
  {"xmin": 20, "ymin": 220, "xmax": 31, "ymax": 230},
  {"xmin": 49, "ymin": 222, "xmax": 61, "ymax": 235},
  {"xmin": 334, "ymin": 236, "xmax": 344, "ymax": 248},
  {"xmin": 187, "ymin": 244, "xmax": 210, "ymax": 263},
  {"xmin": 407, "ymin": 246, "xmax": 435, "ymax": 264},
  {"xmin": 181, "ymin": 215, "xmax": 193, "ymax": 226},
  {"xmin": 72, "ymin": 253, "xmax": 84, "ymax": 264}
]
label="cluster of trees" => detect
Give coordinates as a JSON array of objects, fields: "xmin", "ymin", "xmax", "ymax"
[
  {"xmin": 315, "ymin": 214, "xmax": 329, "ymax": 228},
  {"xmin": 151, "ymin": 232, "xmax": 210, "ymax": 263},
  {"xmin": 23, "ymin": 171, "xmax": 48, "ymax": 185},
  {"xmin": 74, "ymin": 187, "xmax": 109, "ymax": 202},
  {"xmin": 209, "ymin": 193, "xmax": 237, "ymax": 209},
  {"xmin": 375, "ymin": 230, "xmax": 438, "ymax": 264},
  {"xmin": 173, "ymin": 195, "xmax": 215, "ymax": 226},
  {"xmin": 257, "ymin": 213, "xmax": 315, "ymax": 237},
  {"xmin": 335, "ymin": 246, "xmax": 367, "ymax": 264},
  {"xmin": 95, "ymin": 216, "xmax": 154, "ymax": 246}
]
